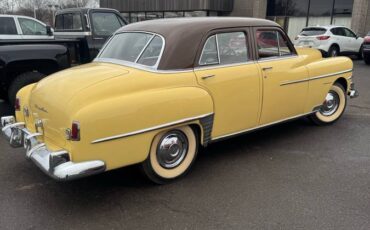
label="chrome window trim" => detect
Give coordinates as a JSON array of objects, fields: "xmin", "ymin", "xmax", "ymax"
[
  {"xmin": 199, "ymin": 35, "xmax": 219, "ymax": 66},
  {"xmin": 215, "ymin": 34, "xmax": 221, "ymax": 64},
  {"xmin": 280, "ymin": 69, "xmax": 353, "ymax": 86},
  {"xmin": 134, "ymin": 34, "xmax": 155, "ymax": 63},
  {"xmin": 54, "ymin": 31, "xmax": 92, "ymax": 36},
  {"xmin": 96, "ymin": 31, "xmax": 166, "ymax": 70},
  {"xmin": 257, "ymin": 54, "xmax": 298, "ymax": 63},
  {"xmin": 94, "ymin": 58, "xmax": 193, "ymax": 74},
  {"xmin": 91, "ymin": 113, "xmax": 214, "ymax": 144},
  {"xmin": 194, "ymin": 60, "xmax": 255, "ymax": 71}
]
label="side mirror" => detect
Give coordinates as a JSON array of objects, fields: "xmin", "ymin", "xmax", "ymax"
[{"xmin": 46, "ymin": 25, "xmax": 53, "ymax": 36}]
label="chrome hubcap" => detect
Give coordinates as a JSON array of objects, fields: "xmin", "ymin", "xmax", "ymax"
[
  {"xmin": 156, "ymin": 130, "xmax": 188, "ymax": 169},
  {"xmin": 320, "ymin": 91, "xmax": 340, "ymax": 116},
  {"xmin": 331, "ymin": 49, "xmax": 338, "ymax": 57}
]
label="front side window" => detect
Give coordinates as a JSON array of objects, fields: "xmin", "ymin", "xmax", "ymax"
[
  {"xmin": 256, "ymin": 30, "xmax": 293, "ymax": 58},
  {"xmin": 99, "ymin": 32, "xmax": 164, "ymax": 67},
  {"xmin": 199, "ymin": 32, "xmax": 249, "ymax": 66},
  {"xmin": 0, "ymin": 17, "xmax": 17, "ymax": 35},
  {"xmin": 18, "ymin": 18, "xmax": 46, "ymax": 35},
  {"xmin": 343, "ymin": 28, "xmax": 356, "ymax": 38},
  {"xmin": 92, "ymin": 12, "xmax": 124, "ymax": 36}
]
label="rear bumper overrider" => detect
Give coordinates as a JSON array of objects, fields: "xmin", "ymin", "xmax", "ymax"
[{"xmin": 1, "ymin": 116, "xmax": 105, "ymax": 181}]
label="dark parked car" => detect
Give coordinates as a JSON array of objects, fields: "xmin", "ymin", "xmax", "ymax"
[
  {"xmin": 0, "ymin": 8, "xmax": 127, "ymax": 106},
  {"xmin": 363, "ymin": 32, "xmax": 370, "ymax": 65}
]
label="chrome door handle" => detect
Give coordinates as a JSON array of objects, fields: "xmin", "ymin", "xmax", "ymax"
[
  {"xmin": 201, "ymin": 74, "xmax": 215, "ymax": 80},
  {"xmin": 262, "ymin": 67, "xmax": 273, "ymax": 71}
]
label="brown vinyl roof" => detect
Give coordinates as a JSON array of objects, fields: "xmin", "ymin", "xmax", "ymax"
[{"xmin": 117, "ymin": 17, "xmax": 280, "ymax": 70}]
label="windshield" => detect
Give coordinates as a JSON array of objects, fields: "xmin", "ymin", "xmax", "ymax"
[
  {"xmin": 300, "ymin": 28, "xmax": 327, "ymax": 36},
  {"xmin": 99, "ymin": 32, "xmax": 164, "ymax": 68}
]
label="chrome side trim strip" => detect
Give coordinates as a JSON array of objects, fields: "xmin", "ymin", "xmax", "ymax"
[
  {"xmin": 310, "ymin": 69, "xmax": 353, "ymax": 80},
  {"xmin": 280, "ymin": 69, "xmax": 353, "ymax": 86},
  {"xmin": 212, "ymin": 111, "xmax": 316, "ymax": 141},
  {"xmin": 280, "ymin": 78, "xmax": 310, "ymax": 86},
  {"xmin": 91, "ymin": 113, "xmax": 214, "ymax": 144}
]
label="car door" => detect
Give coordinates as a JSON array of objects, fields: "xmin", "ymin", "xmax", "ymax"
[
  {"xmin": 0, "ymin": 16, "xmax": 22, "ymax": 39},
  {"xmin": 90, "ymin": 11, "xmax": 127, "ymax": 58},
  {"xmin": 17, "ymin": 17, "xmax": 52, "ymax": 40},
  {"xmin": 343, "ymin": 28, "xmax": 362, "ymax": 53},
  {"xmin": 194, "ymin": 29, "xmax": 262, "ymax": 138},
  {"xmin": 255, "ymin": 28, "xmax": 309, "ymax": 125}
]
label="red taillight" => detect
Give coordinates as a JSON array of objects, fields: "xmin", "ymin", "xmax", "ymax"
[
  {"xmin": 365, "ymin": 36, "xmax": 370, "ymax": 43},
  {"xmin": 71, "ymin": 121, "xmax": 80, "ymax": 141},
  {"xmin": 317, "ymin": 36, "xmax": 330, "ymax": 40},
  {"xmin": 15, "ymin": 98, "xmax": 20, "ymax": 111}
]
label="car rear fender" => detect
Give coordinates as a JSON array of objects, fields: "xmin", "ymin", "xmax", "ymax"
[{"xmin": 69, "ymin": 87, "xmax": 214, "ymax": 170}]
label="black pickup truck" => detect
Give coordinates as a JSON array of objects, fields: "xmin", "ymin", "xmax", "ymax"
[{"xmin": 0, "ymin": 8, "xmax": 127, "ymax": 106}]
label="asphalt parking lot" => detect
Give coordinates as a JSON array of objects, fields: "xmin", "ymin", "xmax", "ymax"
[{"xmin": 0, "ymin": 60, "xmax": 369, "ymax": 230}]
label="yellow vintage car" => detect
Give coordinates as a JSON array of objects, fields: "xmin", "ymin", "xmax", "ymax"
[{"xmin": 1, "ymin": 18, "xmax": 359, "ymax": 184}]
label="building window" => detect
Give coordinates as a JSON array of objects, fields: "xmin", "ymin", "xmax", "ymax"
[
  {"xmin": 164, "ymin": 12, "xmax": 184, "ymax": 18},
  {"xmin": 267, "ymin": 0, "xmax": 354, "ymax": 39},
  {"xmin": 184, "ymin": 11, "xmax": 207, "ymax": 17}
]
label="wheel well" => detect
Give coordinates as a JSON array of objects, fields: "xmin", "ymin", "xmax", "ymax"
[
  {"xmin": 189, "ymin": 124, "xmax": 203, "ymax": 145},
  {"xmin": 334, "ymin": 77, "xmax": 348, "ymax": 91},
  {"xmin": 5, "ymin": 59, "xmax": 59, "ymax": 86}
]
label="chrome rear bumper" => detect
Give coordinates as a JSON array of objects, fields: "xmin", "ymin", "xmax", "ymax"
[{"xmin": 1, "ymin": 116, "xmax": 105, "ymax": 181}]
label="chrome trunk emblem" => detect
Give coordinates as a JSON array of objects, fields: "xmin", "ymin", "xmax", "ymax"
[{"xmin": 35, "ymin": 119, "xmax": 44, "ymax": 134}]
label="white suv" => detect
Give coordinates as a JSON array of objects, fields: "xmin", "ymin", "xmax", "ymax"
[
  {"xmin": 294, "ymin": 25, "xmax": 363, "ymax": 58},
  {"xmin": 0, "ymin": 15, "xmax": 53, "ymax": 40}
]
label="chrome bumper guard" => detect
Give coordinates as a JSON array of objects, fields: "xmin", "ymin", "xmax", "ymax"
[
  {"xmin": 1, "ymin": 116, "xmax": 105, "ymax": 181},
  {"xmin": 349, "ymin": 89, "xmax": 359, "ymax": 99}
]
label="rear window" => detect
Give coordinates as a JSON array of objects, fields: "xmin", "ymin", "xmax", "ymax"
[
  {"xmin": 0, "ymin": 17, "xmax": 17, "ymax": 35},
  {"xmin": 300, "ymin": 28, "xmax": 327, "ymax": 36},
  {"xmin": 99, "ymin": 32, "xmax": 164, "ymax": 68},
  {"xmin": 55, "ymin": 13, "xmax": 82, "ymax": 31}
]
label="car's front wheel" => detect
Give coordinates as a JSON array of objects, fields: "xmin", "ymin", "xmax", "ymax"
[
  {"xmin": 310, "ymin": 83, "xmax": 347, "ymax": 125},
  {"xmin": 364, "ymin": 53, "xmax": 370, "ymax": 65},
  {"xmin": 142, "ymin": 126, "xmax": 198, "ymax": 184}
]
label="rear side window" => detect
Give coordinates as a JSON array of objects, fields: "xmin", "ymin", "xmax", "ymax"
[
  {"xmin": 91, "ymin": 12, "xmax": 124, "ymax": 36},
  {"xmin": 331, "ymin": 28, "xmax": 346, "ymax": 36},
  {"xmin": 55, "ymin": 13, "xmax": 82, "ymax": 30},
  {"xmin": 300, "ymin": 28, "xmax": 327, "ymax": 36},
  {"xmin": 199, "ymin": 32, "xmax": 249, "ymax": 66},
  {"xmin": 0, "ymin": 17, "xmax": 17, "ymax": 35},
  {"xmin": 256, "ymin": 30, "xmax": 294, "ymax": 58}
]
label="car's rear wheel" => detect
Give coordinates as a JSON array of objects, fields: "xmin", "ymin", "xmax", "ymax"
[
  {"xmin": 328, "ymin": 45, "xmax": 339, "ymax": 57},
  {"xmin": 364, "ymin": 53, "xmax": 370, "ymax": 65},
  {"xmin": 142, "ymin": 126, "xmax": 198, "ymax": 184},
  {"xmin": 310, "ymin": 83, "xmax": 347, "ymax": 125},
  {"xmin": 8, "ymin": 71, "xmax": 45, "ymax": 108},
  {"xmin": 357, "ymin": 45, "xmax": 364, "ymax": 60}
]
